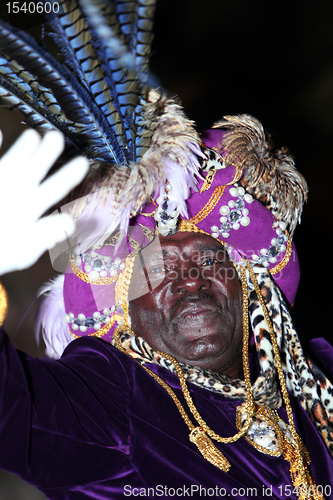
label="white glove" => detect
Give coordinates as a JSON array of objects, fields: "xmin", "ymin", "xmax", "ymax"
[{"xmin": 0, "ymin": 129, "xmax": 89, "ymax": 275}]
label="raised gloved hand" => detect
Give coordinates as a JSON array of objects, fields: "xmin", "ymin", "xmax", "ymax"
[{"xmin": 0, "ymin": 129, "xmax": 89, "ymax": 275}]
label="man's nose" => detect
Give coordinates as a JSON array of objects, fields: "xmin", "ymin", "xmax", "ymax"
[{"xmin": 171, "ymin": 261, "xmax": 211, "ymax": 294}]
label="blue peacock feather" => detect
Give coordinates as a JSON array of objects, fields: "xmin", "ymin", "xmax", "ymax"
[
  {"xmin": 0, "ymin": 0, "xmax": 157, "ymax": 165},
  {"xmin": 0, "ymin": 0, "xmax": 203, "ymax": 246}
]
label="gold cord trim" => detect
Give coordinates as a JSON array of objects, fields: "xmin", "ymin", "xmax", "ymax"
[
  {"xmin": 69, "ymin": 253, "xmax": 137, "ymax": 339},
  {"xmin": 138, "ymin": 225, "xmax": 155, "ymax": 243},
  {"xmin": 177, "ymin": 219, "xmax": 227, "ymax": 248},
  {"xmin": 187, "ymin": 185, "xmax": 226, "ymax": 225},
  {"xmin": 189, "ymin": 427, "xmax": 231, "ymax": 471},
  {"xmin": 0, "ymin": 282, "xmax": 8, "ymax": 328},
  {"xmin": 100, "ymin": 231, "xmax": 120, "ymax": 247},
  {"xmin": 114, "ymin": 330, "xmax": 231, "ymax": 472},
  {"xmin": 269, "ymin": 231, "xmax": 292, "ymax": 275},
  {"xmin": 178, "ymin": 219, "xmax": 217, "ymax": 237},
  {"xmin": 150, "ymin": 196, "xmax": 157, "ymax": 207},
  {"xmin": 153, "ymin": 266, "xmax": 254, "ymax": 444},
  {"xmin": 114, "ymin": 253, "xmax": 136, "ymax": 329},
  {"xmin": 139, "ymin": 209, "xmax": 157, "ymax": 217}
]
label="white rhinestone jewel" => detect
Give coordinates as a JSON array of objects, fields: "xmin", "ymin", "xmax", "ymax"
[
  {"xmin": 73, "ymin": 251, "xmax": 126, "ymax": 281},
  {"xmin": 210, "ymin": 186, "xmax": 253, "ymax": 239},
  {"xmin": 238, "ymin": 410, "xmax": 281, "ymax": 454},
  {"xmin": 154, "ymin": 186, "xmax": 180, "ymax": 236},
  {"xmin": 64, "ymin": 305, "xmax": 116, "ymax": 331},
  {"xmin": 250, "ymin": 220, "xmax": 289, "ymax": 267},
  {"xmin": 246, "ymin": 420, "xmax": 279, "ymax": 451}
]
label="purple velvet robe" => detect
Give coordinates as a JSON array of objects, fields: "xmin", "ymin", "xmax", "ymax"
[{"xmin": 0, "ymin": 329, "xmax": 332, "ymax": 499}]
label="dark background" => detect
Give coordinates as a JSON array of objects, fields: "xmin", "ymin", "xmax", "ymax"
[{"xmin": 0, "ymin": 0, "xmax": 332, "ymax": 497}]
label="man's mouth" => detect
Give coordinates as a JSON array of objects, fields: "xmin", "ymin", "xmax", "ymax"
[{"xmin": 172, "ymin": 299, "xmax": 221, "ymax": 323}]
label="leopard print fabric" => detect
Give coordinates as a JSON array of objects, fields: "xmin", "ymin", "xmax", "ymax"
[
  {"xmin": 113, "ymin": 263, "xmax": 333, "ymax": 457},
  {"xmin": 245, "ymin": 264, "xmax": 333, "ymax": 456}
]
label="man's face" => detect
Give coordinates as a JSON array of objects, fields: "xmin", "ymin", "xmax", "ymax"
[{"xmin": 129, "ymin": 232, "xmax": 243, "ymax": 377}]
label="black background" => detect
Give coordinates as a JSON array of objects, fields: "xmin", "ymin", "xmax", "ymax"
[{"xmin": 150, "ymin": 0, "xmax": 333, "ymax": 345}]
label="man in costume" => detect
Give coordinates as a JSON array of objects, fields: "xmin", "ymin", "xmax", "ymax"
[
  {"xmin": 1, "ymin": 103, "xmax": 333, "ymax": 499},
  {"xmin": 0, "ymin": 1, "xmax": 333, "ymax": 499}
]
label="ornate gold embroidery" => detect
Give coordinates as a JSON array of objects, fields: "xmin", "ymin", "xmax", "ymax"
[
  {"xmin": 178, "ymin": 220, "xmax": 204, "ymax": 234},
  {"xmin": 236, "ymin": 403, "xmax": 285, "ymax": 457}
]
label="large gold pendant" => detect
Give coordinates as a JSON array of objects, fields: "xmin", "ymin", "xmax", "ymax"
[
  {"xmin": 236, "ymin": 403, "xmax": 324, "ymax": 500},
  {"xmin": 236, "ymin": 402, "xmax": 285, "ymax": 456}
]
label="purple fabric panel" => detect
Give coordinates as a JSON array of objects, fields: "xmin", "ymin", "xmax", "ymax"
[
  {"xmin": 64, "ymin": 272, "xmax": 98, "ymax": 320},
  {"xmin": 198, "ymin": 130, "xmax": 301, "ymax": 305},
  {"xmin": 272, "ymin": 240, "xmax": 300, "ymax": 305},
  {"xmin": 0, "ymin": 329, "xmax": 332, "ymax": 499},
  {"xmin": 188, "ymin": 169, "xmax": 277, "ymax": 254},
  {"xmin": 185, "ymin": 168, "xmax": 299, "ymax": 305},
  {"xmin": 200, "ymin": 128, "xmax": 227, "ymax": 150}
]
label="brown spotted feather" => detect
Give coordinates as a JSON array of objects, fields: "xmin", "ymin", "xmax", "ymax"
[{"xmin": 213, "ymin": 115, "xmax": 308, "ymax": 235}]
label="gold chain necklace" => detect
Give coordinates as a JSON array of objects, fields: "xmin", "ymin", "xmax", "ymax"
[{"xmin": 114, "ymin": 261, "xmax": 324, "ymax": 499}]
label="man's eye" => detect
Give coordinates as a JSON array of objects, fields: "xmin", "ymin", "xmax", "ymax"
[
  {"xmin": 147, "ymin": 265, "xmax": 165, "ymax": 274},
  {"xmin": 202, "ymin": 258, "xmax": 218, "ymax": 266}
]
